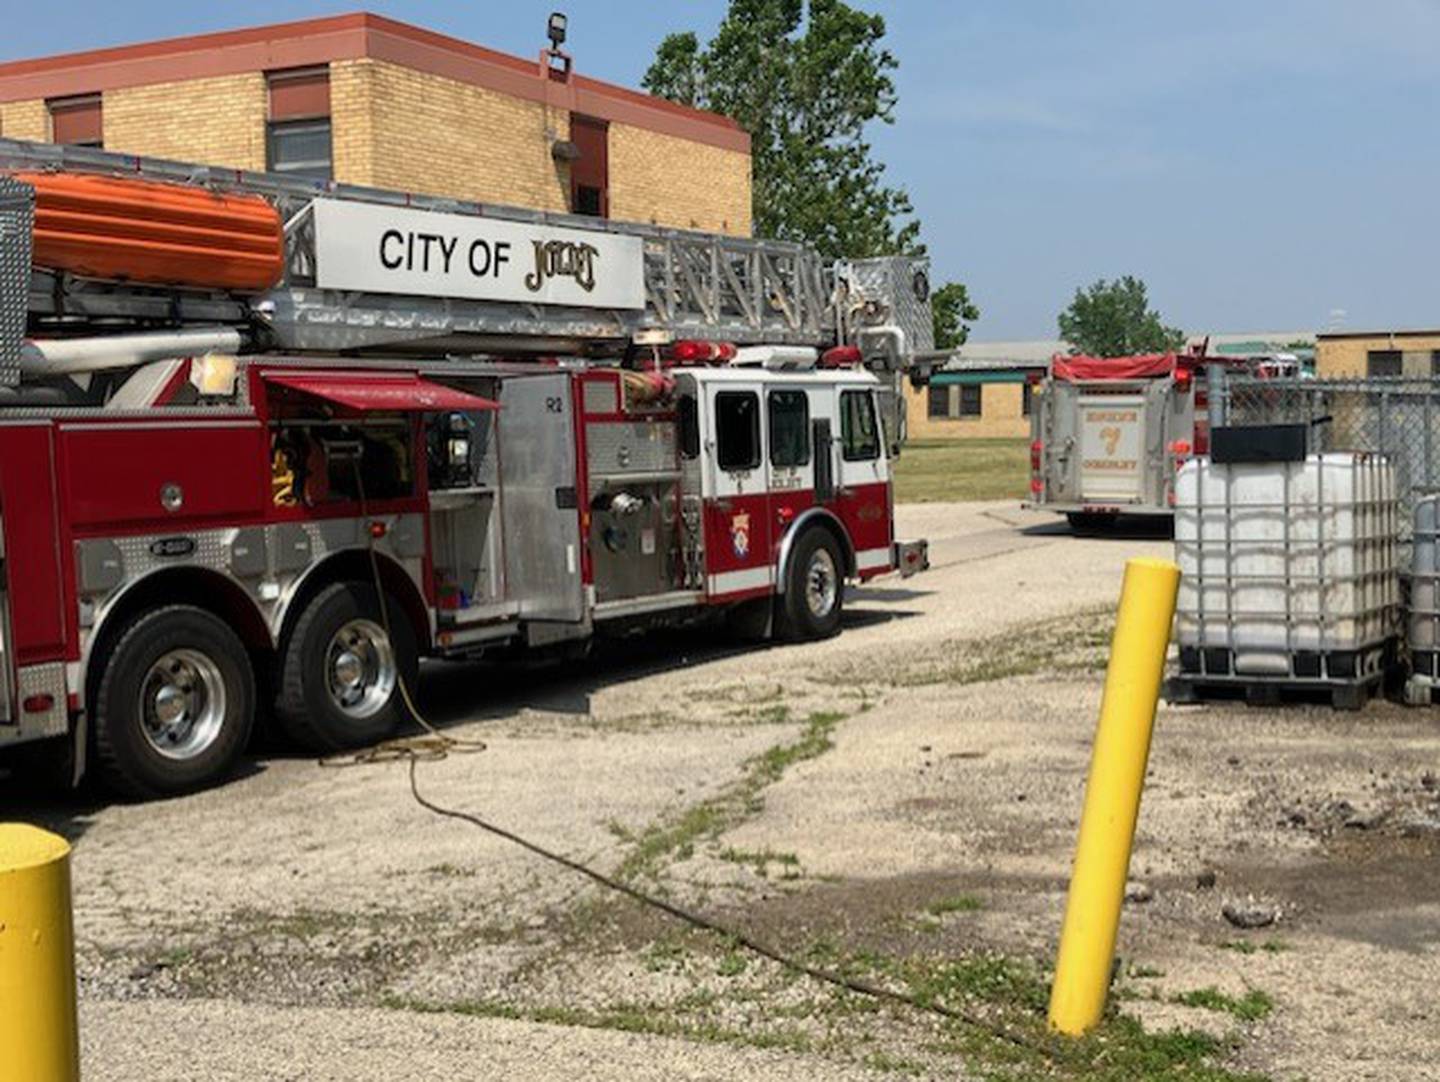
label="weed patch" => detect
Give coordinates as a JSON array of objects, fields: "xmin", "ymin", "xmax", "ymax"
[
  {"xmin": 1173, "ymin": 987, "xmax": 1275, "ymax": 1022},
  {"xmin": 616, "ymin": 711, "xmax": 845, "ymax": 880}
]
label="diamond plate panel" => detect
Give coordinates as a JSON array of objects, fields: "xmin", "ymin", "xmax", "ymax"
[
  {"xmin": 586, "ymin": 421, "xmax": 677, "ymax": 477},
  {"xmin": 584, "ymin": 379, "xmax": 619, "ymax": 415},
  {"xmin": 13, "ymin": 663, "xmax": 67, "ymax": 740},
  {"xmin": 842, "ymin": 256, "xmax": 935, "ymax": 355},
  {"xmin": 0, "ymin": 176, "xmax": 34, "ymax": 388}
]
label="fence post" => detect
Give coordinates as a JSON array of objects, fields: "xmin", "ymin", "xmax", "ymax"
[
  {"xmin": 1206, "ymin": 363, "xmax": 1226, "ymax": 429},
  {"xmin": 0, "ymin": 823, "xmax": 80, "ymax": 1081},
  {"xmin": 1048, "ymin": 557, "xmax": 1180, "ymax": 1036}
]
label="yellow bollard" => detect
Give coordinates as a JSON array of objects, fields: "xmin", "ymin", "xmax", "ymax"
[
  {"xmin": 0, "ymin": 823, "xmax": 80, "ymax": 1081},
  {"xmin": 1048, "ymin": 556, "xmax": 1180, "ymax": 1037}
]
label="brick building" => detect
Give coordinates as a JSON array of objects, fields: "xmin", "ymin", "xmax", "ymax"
[
  {"xmin": 0, "ymin": 13, "xmax": 752, "ymax": 235},
  {"xmin": 1315, "ymin": 330, "xmax": 1440, "ymax": 378}
]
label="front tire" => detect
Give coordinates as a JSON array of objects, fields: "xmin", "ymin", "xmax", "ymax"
[
  {"xmin": 276, "ymin": 582, "xmax": 417, "ymax": 753},
  {"xmin": 92, "ymin": 605, "xmax": 255, "ymax": 799},
  {"xmin": 776, "ymin": 528, "xmax": 846, "ymax": 641}
]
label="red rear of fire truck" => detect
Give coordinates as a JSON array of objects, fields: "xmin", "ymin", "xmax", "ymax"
[{"xmin": 0, "ymin": 140, "xmax": 930, "ymax": 798}]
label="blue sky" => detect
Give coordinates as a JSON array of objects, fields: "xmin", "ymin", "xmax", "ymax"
[{"xmin": 4, "ymin": 1, "xmax": 1437, "ymax": 339}]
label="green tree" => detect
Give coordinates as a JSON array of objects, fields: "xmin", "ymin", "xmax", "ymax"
[
  {"xmin": 932, "ymin": 281, "xmax": 979, "ymax": 350},
  {"xmin": 643, "ymin": 0, "xmax": 918, "ymax": 261},
  {"xmin": 1058, "ymin": 276, "xmax": 1184, "ymax": 357}
]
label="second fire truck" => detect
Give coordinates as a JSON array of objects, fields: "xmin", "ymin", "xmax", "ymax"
[{"xmin": 0, "ymin": 139, "xmax": 930, "ymax": 798}]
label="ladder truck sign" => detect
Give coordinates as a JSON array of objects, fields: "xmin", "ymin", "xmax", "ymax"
[{"xmin": 312, "ymin": 199, "xmax": 647, "ymax": 310}]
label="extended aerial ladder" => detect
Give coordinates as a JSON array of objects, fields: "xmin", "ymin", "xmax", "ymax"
[{"xmin": 0, "ymin": 137, "xmax": 935, "ymax": 393}]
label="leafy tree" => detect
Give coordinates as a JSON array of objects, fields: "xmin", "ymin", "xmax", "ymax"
[
  {"xmin": 1057, "ymin": 276, "xmax": 1185, "ymax": 357},
  {"xmin": 932, "ymin": 281, "xmax": 979, "ymax": 350},
  {"xmin": 643, "ymin": 0, "xmax": 918, "ymax": 261}
]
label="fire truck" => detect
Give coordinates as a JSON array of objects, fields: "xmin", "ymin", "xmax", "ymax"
[
  {"xmin": 0, "ymin": 139, "xmax": 931, "ymax": 798},
  {"xmin": 1026, "ymin": 350, "xmax": 1307, "ymax": 530},
  {"xmin": 1025, "ymin": 351, "xmax": 1213, "ymax": 530}
]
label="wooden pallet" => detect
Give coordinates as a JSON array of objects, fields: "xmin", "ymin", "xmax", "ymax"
[{"xmin": 1164, "ymin": 673, "xmax": 1380, "ymax": 712}]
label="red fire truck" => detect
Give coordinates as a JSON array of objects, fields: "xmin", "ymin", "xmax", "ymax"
[{"xmin": 0, "ymin": 140, "xmax": 929, "ymax": 797}]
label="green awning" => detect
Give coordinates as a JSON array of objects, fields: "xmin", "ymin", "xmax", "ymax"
[{"xmin": 931, "ymin": 371, "xmax": 1032, "ymax": 385}]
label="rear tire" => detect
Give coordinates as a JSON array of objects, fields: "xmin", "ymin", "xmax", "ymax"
[
  {"xmin": 775, "ymin": 528, "xmax": 845, "ymax": 642},
  {"xmin": 276, "ymin": 582, "xmax": 418, "ymax": 753},
  {"xmin": 92, "ymin": 605, "xmax": 255, "ymax": 800}
]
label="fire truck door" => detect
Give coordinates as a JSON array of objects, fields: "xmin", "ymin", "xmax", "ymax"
[
  {"xmin": 704, "ymin": 384, "xmax": 774, "ymax": 597},
  {"xmin": 497, "ymin": 372, "xmax": 586, "ymax": 629},
  {"xmin": 835, "ymin": 388, "xmax": 893, "ymax": 572},
  {"xmin": 765, "ymin": 385, "xmax": 819, "ymax": 537}
]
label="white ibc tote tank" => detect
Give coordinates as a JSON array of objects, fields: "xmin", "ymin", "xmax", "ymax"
[
  {"xmin": 1174, "ymin": 453, "xmax": 1400, "ymax": 679},
  {"xmin": 1408, "ymin": 496, "xmax": 1440, "ymax": 695}
]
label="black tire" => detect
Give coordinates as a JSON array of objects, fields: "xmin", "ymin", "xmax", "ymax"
[
  {"xmin": 1067, "ymin": 511, "xmax": 1119, "ymax": 535},
  {"xmin": 276, "ymin": 582, "xmax": 418, "ymax": 753},
  {"xmin": 775, "ymin": 528, "xmax": 846, "ymax": 642},
  {"xmin": 92, "ymin": 605, "xmax": 255, "ymax": 800}
]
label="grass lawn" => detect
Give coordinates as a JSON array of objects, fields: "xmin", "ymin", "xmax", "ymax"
[{"xmin": 892, "ymin": 437, "xmax": 1029, "ymax": 504}]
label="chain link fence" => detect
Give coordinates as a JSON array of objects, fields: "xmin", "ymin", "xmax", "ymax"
[{"xmin": 1221, "ymin": 376, "xmax": 1440, "ymax": 536}]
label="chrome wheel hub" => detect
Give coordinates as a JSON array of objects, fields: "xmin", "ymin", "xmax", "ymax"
[
  {"xmin": 140, "ymin": 649, "xmax": 227, "ymax": 760},
  {"xmin": 804, "ymin": 548, "xmax": 839, "ymax": 620},
  {"xmin": 325, "ymin": 619, "xmax": 396, "ymax": 720}
]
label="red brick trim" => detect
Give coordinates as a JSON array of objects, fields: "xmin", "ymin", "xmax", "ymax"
[{"xmin": 0, "ymin": 13, "xmax": 750, "ymax": 154}]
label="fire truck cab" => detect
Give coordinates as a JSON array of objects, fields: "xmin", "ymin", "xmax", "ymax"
[{"xmin": 0, "ymin": 139, "xmax": 931, "ymax": 797}]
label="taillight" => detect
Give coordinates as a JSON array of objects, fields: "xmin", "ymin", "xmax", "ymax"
[
  {"xmin": 1030, "ymin": 439, "xmax": 1043, "ymax": 471},
  {"xmin": 1174, "ymin": 367, "xmax": 1193, "ymax": 391}
]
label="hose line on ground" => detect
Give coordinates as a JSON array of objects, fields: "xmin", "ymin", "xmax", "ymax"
[{"xmin": 328, "ymin": 451, "xmax": 1050, "ymax": 1061}]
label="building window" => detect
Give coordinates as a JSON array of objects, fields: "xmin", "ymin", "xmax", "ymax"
[
  {"xmin": 570, "ymin": 115, "xmax": 609, "ymax": 218},
  {"xmin": 1022, "ymin": 381, "xmax": 1033, "ymax": 417},
  {"xmin": 959, "ymin": 384, "xmax": 983, "ymax": 417},
  {"xmin": 841, "ymin": 390, "xmax": 880, "ymax": 461},
  {"xmin": 715, "ymin": 391, "xmax": 761, "ymax": 471},
  {"xmin": 927, "ymin": 383, "xmax": 951, "ymax": 419},
  {"xmin": 768, "ymin": 390, "xmax": 811, "ymax": 467},
  {"xmin": 1367, "ymin": 349, "xmax": 1402, "ymax": 378},
  {"xmin": 267, "ymin": 67, "xmax": 332, "ymax": 180},
  {"xmin": 48, "ymin": 94, "xmax": 102, "ymax": 147},
  {"xmin": 1431, "ymin": 352, "xmax": 1440, "ymax": 377}
]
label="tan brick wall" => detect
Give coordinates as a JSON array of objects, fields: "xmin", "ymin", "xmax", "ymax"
[
  {"xmin": 329, "ymin": 59, "xmax": 375, "ymax": 185},
  {"xmin": 102, "ymin": 74, "xmax": 267, "ymax": 170},
  {"xmin": 5, "ymin": 58, "xmax": 752, "ymax": 231},
  {"xmin": 905, "ymin": 381, "xmax": 1032, "ymax": 440},
  {"xmin": 608, "ymin": 122, "xmax": 751, "ymax": 236},
  {"xmin": 333, "ymin": 59, "xmax": 571, "ymax": 212},
  {"xmin": 0, "ymin": 99, "xmax": 48, "ymax": 141},
  {"xmin": 1317, "ymin": 334, "xmax": 1440, "ymax": 378}
]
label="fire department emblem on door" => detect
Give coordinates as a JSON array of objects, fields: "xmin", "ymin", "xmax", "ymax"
[{"xmin": 730, "ymin": 512, "xmax": 751, "ymax": 558}]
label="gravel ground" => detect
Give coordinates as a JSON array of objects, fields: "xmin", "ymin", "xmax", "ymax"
[{"xmin": 6, "ymin": 500, "xmax": 1439, "ymax": 1080}]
